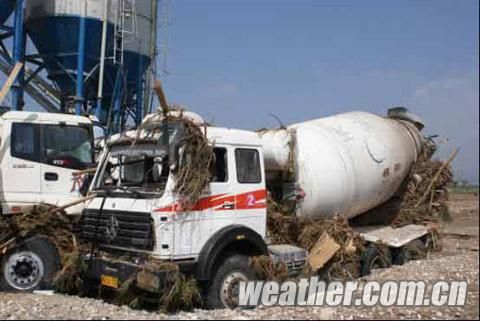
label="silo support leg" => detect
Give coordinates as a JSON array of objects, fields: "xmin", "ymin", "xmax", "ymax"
[
  {"xmin": 75, "ymin": 1, "xmax": 87, "ymax": 115},
  {"xmin": 11, "ymin": 0, "xmax": 25, "ymax": 111}
]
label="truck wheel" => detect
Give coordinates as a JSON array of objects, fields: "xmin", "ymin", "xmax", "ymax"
[
  {"xmin": 206, "ymin": 255, "xmax": 258, "ymax": 309},
  {"xmin": 0, "ymin": 236, "xmax": 61, "ymax": 292},
  {"xmin": 393, "ymin": 239, "xmax": 427, "ymax": 265},
  {"xmin": 360, "ymin": 244, "xmax": 392, "ymax": 277}
]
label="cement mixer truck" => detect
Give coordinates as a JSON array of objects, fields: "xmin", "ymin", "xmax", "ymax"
[{"xmin": 65, "ymin": 107, "xmax": 434, "ymax": 309}]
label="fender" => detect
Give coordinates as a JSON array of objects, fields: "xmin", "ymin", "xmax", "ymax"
[{"xmin": 195, "ymin": 225, "xmax": 268, "ymax": 282}]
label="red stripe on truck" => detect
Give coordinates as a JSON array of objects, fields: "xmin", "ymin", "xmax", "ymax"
[
  {"xmin": 153, "ymin": 189, "xmax": 267, "ymax": 213},
  {"xmin": 231, "ymin": 189, "xmax": 267, "ymax": 211}
]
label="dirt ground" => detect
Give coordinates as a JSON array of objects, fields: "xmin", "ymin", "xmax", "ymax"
[
  {"xmin": 0, "ymin": 192, "xmax": 478, "ymax": 320},
  {"xmin": 441, "ymin": 192, "xmax": 479, "ymax": 255}
]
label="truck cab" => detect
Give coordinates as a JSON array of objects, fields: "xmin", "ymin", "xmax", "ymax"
[
  {"xmin": 0, "ymin": 111, "xmax": 94, "ymax": 215},
  {"xmin": 83, "ymin": 125, "xmax": 268, "ymax": 258},
  {"xmin": 81, "ymin": 119, "xmax": 285, "ymax": 308}
]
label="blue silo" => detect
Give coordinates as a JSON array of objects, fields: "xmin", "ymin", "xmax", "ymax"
[
  {"xmin": 23, "ymin": 0, "xmax": 156, "ymax": 129},
  {"xmin": 0, "ymin": 0, "xmax": 16, "ymax": 24},
  {"xmin": 121, "ymin": 0, "xmax": 155, "ymax": 124}
]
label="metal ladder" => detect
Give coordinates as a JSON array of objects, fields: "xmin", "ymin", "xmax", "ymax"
[
  {"xmin": 113, "ymin": 0, "xmax": 137, "ymax": 66},
  {"xmin": 155, "ymin": 0, "xmax": 171, "ymax": 78}
]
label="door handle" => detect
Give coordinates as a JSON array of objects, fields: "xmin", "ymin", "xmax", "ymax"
[
  {"xmin": 44, "ymin": 172, "xmax": 59, "ymax": 181},
  {"xmin": 222, "ymin": 201, "xmax": 235, "ymax": 209}
]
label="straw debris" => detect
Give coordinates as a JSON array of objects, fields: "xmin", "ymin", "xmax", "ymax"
[
  {"xmin": 267, "ymin": 203, "xmax": 365, "ymax": 280},
  {"xmin": 249, "ymin": 255, "xmax": 289, "ymax": 282},
  {"xmin": 114, "ymin": 276, "xmax": 142, "ymax": 308},
  {"xmin": 102, "ymin": 260, "xmax": 202, "ymax": 312},
  {"xmin": 172, "ymin": 117, "xmax": 214, "ymax": 209},
  {"xmin": 0, "ymin": 205, "xmax": 91, "ymax": 296},
  {"xmin": 159, "ymin": 271, "xmax": 201, "ymax": 313},
  {"xmin": 0, "ymin": 205, "xmax": 81, "ymax": 259},
  {"xmin": 52, "ymin": 252, "xmax": 88, "ymax": 296},
  {"xmin": 351, "ymin": 150, "xmax": 456, "ymax": 229},
  {"xmin": 133, "ymin": 110, "xmax": 215, "ymax": 209}
]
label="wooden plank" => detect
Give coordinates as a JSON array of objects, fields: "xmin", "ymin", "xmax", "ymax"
[
  {"xmin": 354, "ymin": 224, "xmax": 430, "ymax": 248},
  {"xmin": 415, "ymin": 148, "xmax": 459, "ymax": 207},
  {"xmin": 153, "ymin": 80, "xmax": 169, "ymax": 116},
  {"xmin": 308, "ymin": 232, "xmax": 341, "ymax": 270},
  {"xmin": 0, "ymin": 62, "xmax": 23, "ymax": 105}
]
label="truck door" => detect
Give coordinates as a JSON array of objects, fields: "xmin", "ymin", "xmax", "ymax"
[
  {"xmin": 210, "ymin": 146, "xmax": 235, "ymax": 211},
  {"xmin": 39, "ymin": 124, "xmax": 93, "ymax": 206},
  {"xmin": 1, "ymin": 122, "xmax": 41, "ymax": 211},
  {"xmin": 174, "ymin": 146, "xmax": 235, "ymax": 257},
  {"xmin": 232, "ymin": 147, "xmax": 267, "ymax": 235}
]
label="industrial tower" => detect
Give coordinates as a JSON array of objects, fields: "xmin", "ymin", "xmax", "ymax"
[{"xmin": 0, "ymin": 0, "xmax": 162, "ymax": 133}]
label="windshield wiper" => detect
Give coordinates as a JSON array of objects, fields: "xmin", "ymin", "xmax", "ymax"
[
  {"xmin": 94, "ymin": 185, "xmax": 151, "ymax": 199},
  {"xmin": 93, "ymin": 186, "xmax": 112, "ymax": 197},
  {"xmin": 114, "ymin": 186, "xmax": 143, "ymax": 198}
]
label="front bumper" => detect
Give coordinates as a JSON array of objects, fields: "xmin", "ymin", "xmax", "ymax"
[{"xmin": 86, "ymin": 256, "xmax": 169, "ymax": 293}]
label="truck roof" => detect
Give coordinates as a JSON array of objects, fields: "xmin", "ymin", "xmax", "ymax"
[
  {"xmin": 206, "ymin": 126, "xmax": 261, "ymax": 147},
  {"xmin": 1, "ymin": 111, "xmax": 92, "ymax": 124},
  {"xmin": 109, "ymin": 126, "xmax": 261, "ymax": 148},
  {"xmin": 140, "ymin": 111, "xmax": 261, "ymax": 146}
]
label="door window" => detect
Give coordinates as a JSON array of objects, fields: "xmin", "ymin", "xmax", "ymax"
[
  {"xmin": 235, "ymin": 148, "xmax": 261, "ymax": 184},
  {"xmin": 11, "ymin": 123, "xmax": 38, "ymax": 161},
  {"xmin": 211, "ymin": 147, "xmax": 228, "ymax": 182}
]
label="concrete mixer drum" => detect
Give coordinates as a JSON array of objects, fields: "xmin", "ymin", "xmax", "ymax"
[{"xmin": 259, "ymin": 109, "xmax": 428, "ymax": 220}]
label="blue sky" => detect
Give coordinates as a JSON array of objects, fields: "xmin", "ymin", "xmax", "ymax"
[
  {"xmin": 162, "ymin": 0, "xmax": 479, "ymax": 183},
  {"xmin": 1, "ymin": 0, "xmax": 478, "ymax": 183}
]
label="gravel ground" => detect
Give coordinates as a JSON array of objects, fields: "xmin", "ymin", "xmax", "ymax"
[
  {"xmin": 332, "ymin": 251, "xmax": 479, "ymax": 320},
  {"xmin": 0, "ymin": 193, "xmax": 478, "ymax": 320},
  {"xmin": 0, "ymin": 251, "xmax": 477, "ymax": 320}
]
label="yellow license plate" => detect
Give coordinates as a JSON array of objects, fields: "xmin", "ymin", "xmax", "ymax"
[{"xmin": 101, "ymin": 275, "xmax": 119, "ymax": 289}]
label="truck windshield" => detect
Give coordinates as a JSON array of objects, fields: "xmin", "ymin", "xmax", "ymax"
[
  {"xmin": 11, "ymin": 122, "xmax": 93, "ymax": 170},
  {"xmin": 44, "ymin": 125, "xmax": 92, "ymax": 166},
  {"xmin": 94, "ymin": 144, "xmax": 169, "ymax": 197}
]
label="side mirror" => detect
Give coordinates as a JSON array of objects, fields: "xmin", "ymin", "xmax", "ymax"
[
  {"xmin": 169, "ymin": 143, "xmax": 185, "ymax": 173},
  {"xmin": 92, "ymin": 146, "xmax": 105, "ymax": 161}
]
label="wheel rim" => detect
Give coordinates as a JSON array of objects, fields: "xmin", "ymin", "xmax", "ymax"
[
  {"xmin": 370, "ymin": 255, "xmax": 382, "ymax": 271},
  {"xmin": 4, "ymin": 251, "xmax": 45, "ymax": 290},
  {"xmin": 403, "ymin": 250, "xmax": 413, "ymax": 263},
  {"xmin": 220, "ymin": 271, "xmax": 248, "ymax": 309}
]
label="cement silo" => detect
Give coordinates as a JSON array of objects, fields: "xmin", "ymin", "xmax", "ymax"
[
  {"xmin": 121, "ymin": 0, "xmax": 155, "ymax": 114},
  {"xmin": 23, "ymin": 0, "xmax": 157, "ymax": 130}
]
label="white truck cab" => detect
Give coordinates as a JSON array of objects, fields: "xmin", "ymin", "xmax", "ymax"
[
  {"xmin": 80, "ymin": 121, "xmax": 289, "ymax": 308},
  {"xmin": 0, "ymin": 111, "xmax": 94, "ymax": 215},
  {"xmin": 83, "ymin": 126, "xmax": 268, "ymax": 259}
]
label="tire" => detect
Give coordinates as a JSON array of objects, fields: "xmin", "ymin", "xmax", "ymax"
[
  {"xmin": 393, "ymin": 239, "xmax": 427, "ymax": 265},
  {"xmin": 360, "ymin": 244, "xmax": 392, "ymax": 277},
  {"xmin": 206, "ymin": 255, "xmax": 258, "ymax": 310},
  {"xmin": 0, "ymin": 235, "xmax": 61, "ymax": 292}
]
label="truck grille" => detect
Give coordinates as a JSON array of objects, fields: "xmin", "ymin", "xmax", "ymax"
[{"xmin": 81, "ymin": 209, "xmax": 154, "ymax": 251}]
